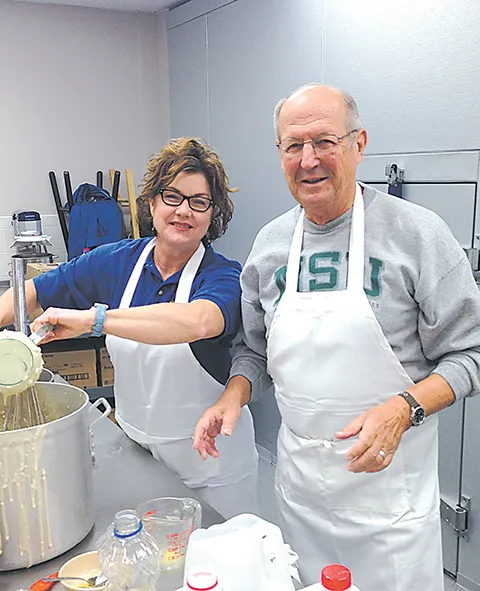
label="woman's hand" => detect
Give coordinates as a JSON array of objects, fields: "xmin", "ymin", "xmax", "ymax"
[{"xmin": 31, "ymin": 307, "xmax": 96, "ymax": 343}]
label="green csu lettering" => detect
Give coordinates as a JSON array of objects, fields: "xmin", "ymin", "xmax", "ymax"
[
  {"xmin": 364, "ymin": 257, "xmax": 382, "ymax": 297},
  {"xmin": 309, "ymin": 252, "xmax": 339, "ymax": 291},
  {"xmin": 274, "ymin": 252, "xmax": 383, "ymax": 303}
]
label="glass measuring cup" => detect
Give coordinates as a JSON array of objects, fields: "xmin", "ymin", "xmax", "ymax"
[{"xmin": 136, "ymin": 497, "xmax": 202, "ymax": 572}]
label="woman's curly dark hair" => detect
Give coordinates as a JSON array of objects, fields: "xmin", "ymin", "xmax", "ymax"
[{"xmin": 137, "ymin": 138, "xmax": 237, "ymax": 244}]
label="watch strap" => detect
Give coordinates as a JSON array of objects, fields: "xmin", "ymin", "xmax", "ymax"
[
  {"xmin": 398, "ymin": 390, "xmax": 425, "ymax": 426},
  {"xmin": 91, "ymin": 303, "xmax": 108, "ymax": 337},
  {"xmin": 398, "ymin": 390, "xmax": 420, "ymax": 409}
]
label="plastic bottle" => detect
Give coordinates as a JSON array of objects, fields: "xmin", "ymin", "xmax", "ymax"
[
  {"xmin": 97, "ymin": 509, "xmax": 161, "ymax": 591},
  {"xmin": 303, "ymin": 564, "xmax": 360, "ymax": 590}
]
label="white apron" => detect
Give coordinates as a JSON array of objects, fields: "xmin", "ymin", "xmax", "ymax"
[
  {"xmin": 107, "ymin": 239, "xmax": 258, "ymax": 517},
  {"xmin": 267, "ymin": 186, "xmax": 443, "ymax": 590}
]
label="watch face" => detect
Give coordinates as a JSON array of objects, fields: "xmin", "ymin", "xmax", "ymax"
[{"xmin": 412, "ymin": 407, "xmax": 426, "ymax": 426}]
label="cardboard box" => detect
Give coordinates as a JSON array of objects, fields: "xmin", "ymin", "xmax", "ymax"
[
  {"xmin": 43, "ymin": 348, "xmax": 97, "ymax": 389},
  {"xmin": 26, "ymin": 262, "xmax": 61, "ymax": 280},
  {"xmin": 26, "ymin": 262, "xmax": 61, "ymax": 322},
  {"xmin": 99, "ymin": 346, "xmax": 115, "ymax": 386}
]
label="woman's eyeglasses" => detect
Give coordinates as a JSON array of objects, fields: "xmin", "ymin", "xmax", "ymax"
[{"xmin": 158, "ymin": 188, "xmax": 213, "ymax": 212}]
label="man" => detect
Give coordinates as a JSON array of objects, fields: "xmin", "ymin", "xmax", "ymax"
[{"xmin": 193, "ymin": 84, "xmax": 480, "ymax": 590}]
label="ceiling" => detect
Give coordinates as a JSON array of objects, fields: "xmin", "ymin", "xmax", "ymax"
[{"xmin": 13, "ymin": 0, "xmax": 188, "ymax": 12}]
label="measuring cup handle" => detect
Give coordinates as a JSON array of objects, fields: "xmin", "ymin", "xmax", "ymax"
[
  {"xmin": 192, "ymin": 499, "xmax": 202, "ymax": 530},
  {"xmin": 88, "ymin": 397, "xmax": 112, "ymax": 430}
]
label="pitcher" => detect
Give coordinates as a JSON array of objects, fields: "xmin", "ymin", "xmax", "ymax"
[{"xmin": 136, "ymin": 497, "xmax": 202, "ymax": 572}]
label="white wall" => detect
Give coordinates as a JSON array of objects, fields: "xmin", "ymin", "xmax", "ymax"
[
  {"xmin": 0, "ymin": 0, "xmax": 170, "ymax": 282},
  {"xmin": 168, "ymin": 0, "xmax": 480, "ymax": 262}
]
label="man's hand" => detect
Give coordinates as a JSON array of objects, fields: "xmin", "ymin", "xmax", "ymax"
[
  {"xmin": 335, "ymin": 396, "xmax": 411, "ymax": 473},
  {"xmin": 193, "ymin": 400, "xmax": 242, "ymax": 460},
  {"xmin": 31, "ymin": 307, "xmax": 96, "ymax": 342},
  {"xmin": 193, "ymin": 375, "xmax": 251, "ymax": 460}
]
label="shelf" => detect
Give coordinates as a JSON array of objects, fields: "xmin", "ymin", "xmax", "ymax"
[{"xmin": 86, "ymin": 385, "xmax": 114, "ymax": 401}]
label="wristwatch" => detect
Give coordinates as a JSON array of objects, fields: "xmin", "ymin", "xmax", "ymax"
[
  {"xmin": 398, "ymin": 391, "xmax": 426, "ymax": 427},
  {"xmin": 91, "ymin": 303, "xmax": 109, "ymax": 337}
]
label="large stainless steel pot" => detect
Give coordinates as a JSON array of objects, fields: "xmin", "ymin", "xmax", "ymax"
[
  {"xmin": 0, "ymin": 382, "xmax": 111, "ymax": 571},
  {"xmin": 39, "ymin": 368, "xmax": 54, "ymax": 382}
]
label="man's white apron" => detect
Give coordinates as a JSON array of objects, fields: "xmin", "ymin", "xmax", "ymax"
[
  {"xmin": 107, "ymin": 239, "xmax": 258, "ymax": 517},
  {"xmin": 267, "ymin": 187, "xmax": 443, "ymax": 590}
]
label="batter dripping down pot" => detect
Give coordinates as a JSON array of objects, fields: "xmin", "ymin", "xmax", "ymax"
[{"xmin": 0, "ymin": 382, "xmax": 111, "ymax": 571}]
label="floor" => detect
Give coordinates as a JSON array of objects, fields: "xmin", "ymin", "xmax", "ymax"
[{"xmin": 256, "ymin": 453, "xmax": 463, "ymax": 591}]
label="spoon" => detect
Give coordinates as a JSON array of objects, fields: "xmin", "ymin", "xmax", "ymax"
[{"xmin": 42, "ymin": 574, "xmax": 107, "ymax": 588}]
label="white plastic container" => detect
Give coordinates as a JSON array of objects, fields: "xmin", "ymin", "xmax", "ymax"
[{"xmin": 302, "ymin": 564, "xmax": 360, "ymax": 590}]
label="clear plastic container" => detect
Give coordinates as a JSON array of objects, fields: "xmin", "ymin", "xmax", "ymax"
[
  {"xmin": 136, "ymin": 497, "xmax": 202, "ymax": 572},
  {"xmin": 97, "ymin": 509, "xmax": 161, "ymax": 591}
]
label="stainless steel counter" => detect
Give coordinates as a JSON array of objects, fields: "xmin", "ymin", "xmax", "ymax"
[{"xmin": 1, "ymin": 411, "xmax": 224, "ymax": 591}]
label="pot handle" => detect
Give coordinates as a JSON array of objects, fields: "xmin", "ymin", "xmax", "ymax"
[{"xmin": 89, "ymin": 397, "xmax": 112, "ymax": 430}]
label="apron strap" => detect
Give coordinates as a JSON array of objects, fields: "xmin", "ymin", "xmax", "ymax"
[
  {"xmin": 346, "ymin": 184, "xmax": 365, "ymax": 292},
  {"xmin": 285, "ymin": 209, "xmax": 305, "ymax": 293},
  {"xmin": 285, "ymin": 184, "xmax": 365, "ymax": 294},
  {"xmin": 120, "ymin": 238, "xmax": 156, "ymax": 309},
  {"xmin": 119, "ymin": 239, "xmax": 206, "ymax": 309},
  {"xmin": 174, "ymin": 243, "xmax": 206, "ymax": 303}
]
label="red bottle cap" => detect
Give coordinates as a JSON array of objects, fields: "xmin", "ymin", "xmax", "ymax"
[
  {"xmin": 186, "ymin": 568, "xmax": 219, "ymax": 590},
  {"xmin": 321, "ymin": 564, "xmax": 352, "ymax": 590}
]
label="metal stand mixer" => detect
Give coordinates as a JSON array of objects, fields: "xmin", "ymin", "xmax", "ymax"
[{"xmin": 10, "ymin": 210, "xmax": 55, "ymax": 273}]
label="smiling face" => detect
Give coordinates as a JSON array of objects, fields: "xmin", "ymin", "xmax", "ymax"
[
  {"xmin": 150, "ymin": 171, "xmax": 213, "ymax": 254},
  {"xmin": 277, "ymin": 86, "xmax": 367, "ymax": 225}
]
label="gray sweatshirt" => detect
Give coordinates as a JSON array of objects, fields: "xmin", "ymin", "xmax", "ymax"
[{"xmin": 231, "ymin": 184, "xmax": 480, "ymax": 401}]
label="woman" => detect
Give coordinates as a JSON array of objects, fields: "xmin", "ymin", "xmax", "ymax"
[{"xmin": 0, "ymin": 138, "xmax": 258, "ymax": 518}]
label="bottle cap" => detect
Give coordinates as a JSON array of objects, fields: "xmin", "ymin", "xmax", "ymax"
[
  {"xmin": 186, "ymin": 568, "xmax": 219, "ymax": 590},
  {"xmin": 321, "ymin": 564, "xmax": 352, "ymax": 590}
]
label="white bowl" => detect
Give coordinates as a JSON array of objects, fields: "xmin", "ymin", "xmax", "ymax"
[{"xmin": 58, "ymin": 550, "xmax": 105, "ymax": 591}]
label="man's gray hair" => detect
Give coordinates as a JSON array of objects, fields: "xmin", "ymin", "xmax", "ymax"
[{"xmin": 273, "ymin": 83, "xmax": 361, "ymax": 139}]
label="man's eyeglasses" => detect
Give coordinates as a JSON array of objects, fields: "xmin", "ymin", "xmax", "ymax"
[
  {"xmin": 276, "ymin": 129, "xmax": 359, "ymax": 158},
  {"xmin": 158, "ymin": 188, "xmax": 213, "ymax": 213}
]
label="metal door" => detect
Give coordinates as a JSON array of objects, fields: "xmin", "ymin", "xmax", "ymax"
[
  {"xmin": 359, "ymin": 151, "xmax": 479, "ymax": 582},
  {"xmin": 457, "ymin": 395, "xmax": 480, "ymax": 590}
]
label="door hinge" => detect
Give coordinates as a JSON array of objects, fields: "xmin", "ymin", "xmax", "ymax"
[
  {"xmin": 385, "ymin": 163, "xmax": 405, "ymax": 186},
  {"xmin": 384, "ymin": 164, "xmax": 405, "ymax": 198},
  {"xmin": 464, "ymin": 247, "xmax": 480, "ymax": 272},
  {"xmin": 441, "ymin": 496, "xmax": 470, "ymax": 538}
]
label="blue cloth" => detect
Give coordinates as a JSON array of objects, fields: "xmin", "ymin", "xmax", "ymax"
[
  {"xmin": 34, "ymin": 238, "xmax": 242, "ymax": 384},
  {"xmin": 68, "ymin": 183, "xmax": 124, "ymax": 259}
]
